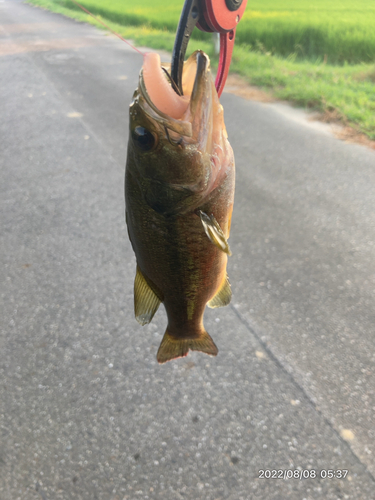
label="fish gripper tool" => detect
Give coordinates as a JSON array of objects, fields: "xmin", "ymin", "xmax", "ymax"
[{"xmin": 171, "ymin": 0, "xmax": 248, "ymax": 97}]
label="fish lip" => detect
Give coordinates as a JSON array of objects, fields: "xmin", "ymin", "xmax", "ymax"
[
  {"xmin": 139, "ymin": 69, "xmax": 193, "ymax": 138},
  {"xmin": 189, "ymin": 51, "xmax": 210, "ymax": 109},
  {"xmin": 188, "ymin": 51, "xmax": 218, "ymax": 147},
  {"xmin": 137, "ymin": 51, "xmax": 213, "ymax": 139}
]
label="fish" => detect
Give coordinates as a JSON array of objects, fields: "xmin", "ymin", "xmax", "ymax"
[{"xmin": 125, "ymin": 50, "xmax": 235, "ymax": 364}]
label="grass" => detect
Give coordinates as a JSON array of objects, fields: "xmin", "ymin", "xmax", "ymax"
[
  {"xmin": 237, "ymin": 1, "xmax": 375, "ymax": 65},
  {"xmin": 232, "ymin": 48, "xmax": 375, "ymax": 139},
  {"xmin": 28, "ymin": 0, "xmax": 375, "ymax": 140},
  {"xmin": 29, "ymin": 0, "xmax": 375, "ymax": 64}
]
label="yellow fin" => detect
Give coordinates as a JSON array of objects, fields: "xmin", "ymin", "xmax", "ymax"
[
  {"xmin": 157, "ymin": 330, "xmax": 218, "ymax": 364},
  {"xmin": 208, "ymin": 274, "xmax": 232, "ymax": 308},
  {"xmin": 199, "ymin": 210, "xmax": 232, "ymax": 255},
  {"xmin": 134, "ymin": 266, "xmax": 162, "ymax": 326}
]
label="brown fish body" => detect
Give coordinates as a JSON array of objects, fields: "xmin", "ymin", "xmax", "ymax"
[{"xmin": 125, "ymin": 51, "xmax": 235, "ymax": 363}]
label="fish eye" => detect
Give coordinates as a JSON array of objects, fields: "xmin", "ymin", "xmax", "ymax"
[{"xmin": 131, "ymin": 126, "xmax": 156, "ymax": 152}]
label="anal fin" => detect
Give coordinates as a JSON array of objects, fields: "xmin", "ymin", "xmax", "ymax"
[
  {"xmin": 208, "ymin": 274, "xmax": 232, "ymax": 308},
  {"xmin": 157, "ymin": 330, "xmax": 218, "ymax": 364},
  {"xmin": 198, "ymin": 210, "xmax": 232, "ymax": 255},
  {"xmin": 134, "ymin": 266, "xmax": 162, "ymax": 326}
]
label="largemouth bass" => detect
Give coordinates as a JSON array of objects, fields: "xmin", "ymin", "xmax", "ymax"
[{"xmin": 125, "ymin": 50, "xmax": 235, "ymax": 363}]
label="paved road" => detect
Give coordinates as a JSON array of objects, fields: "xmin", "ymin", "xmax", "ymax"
[{"xmin": 1, "ymin": 1, "xmax": 375, "ymax": 499}]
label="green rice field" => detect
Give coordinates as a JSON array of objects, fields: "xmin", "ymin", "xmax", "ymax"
[
  {"xmin": 28, "ymin": 0, "xmax": 375, "ymax": 139},
  {"xmin": 32, "ymin": 0, "xmax": 375, "ymax": 64}
]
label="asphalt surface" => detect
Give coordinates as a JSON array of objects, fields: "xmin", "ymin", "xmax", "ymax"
[{"xmin": 1, "ymin": 1, "xmax": 375, "ymax": 499}]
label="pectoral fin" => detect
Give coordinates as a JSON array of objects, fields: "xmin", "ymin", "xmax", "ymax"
[
  {"xmin": 157, "ymin": 330, "xmax": 218, "ymax": 364},
  {"xmin": 134, "ymin": 266, "xmax": 162, "ymax": 325},
  {"xmin": 208, "ymin": 274, "xmax": 232, "ymax": 308},
  {"xmin": 199, "ymin": 210, "xmax": 232, "ymax": 255}
]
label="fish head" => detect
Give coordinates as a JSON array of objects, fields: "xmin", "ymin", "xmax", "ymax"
[{"xmin": 127, "ymin": 50, "xmax": 233, "ymax": 215}]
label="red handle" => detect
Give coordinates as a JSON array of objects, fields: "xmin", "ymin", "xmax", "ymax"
[
  {"xmin": 204, "ymin": 0, "xmax": 247, "ymax": 33},
  {"xmin": 215, "ymin": 30, "xmax": 236, "ymax": 97},
  {"xmin": 196, "ymin": 0, "xmax": 247, "ymax": 96}
]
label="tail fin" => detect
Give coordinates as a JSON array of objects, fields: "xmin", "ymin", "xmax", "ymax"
[{"xmin": 157, "ymin": 330, "xmax": 218, "ymax": 364}]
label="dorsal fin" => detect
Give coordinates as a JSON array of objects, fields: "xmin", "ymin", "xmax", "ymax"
[
  {"xmin": 208, "ymin": 274, "xmax": 232, "ymax": 308},
  {"xmin": 198, "ymin": 210, "xmax": 232, "ymax": 255},
  {"xmin": 134, "ymin": 266, "xmax": 162, "ymax": 325}
]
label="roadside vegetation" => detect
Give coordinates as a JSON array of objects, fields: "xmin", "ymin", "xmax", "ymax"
[{"xmin": 29, "ymin": 0, "xmax": 375, "ymax": 139}]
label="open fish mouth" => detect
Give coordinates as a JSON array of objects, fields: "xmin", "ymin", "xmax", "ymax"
[{"xmin": 138, "ymin": 50, "xmax": 219, "ymax": 140}]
